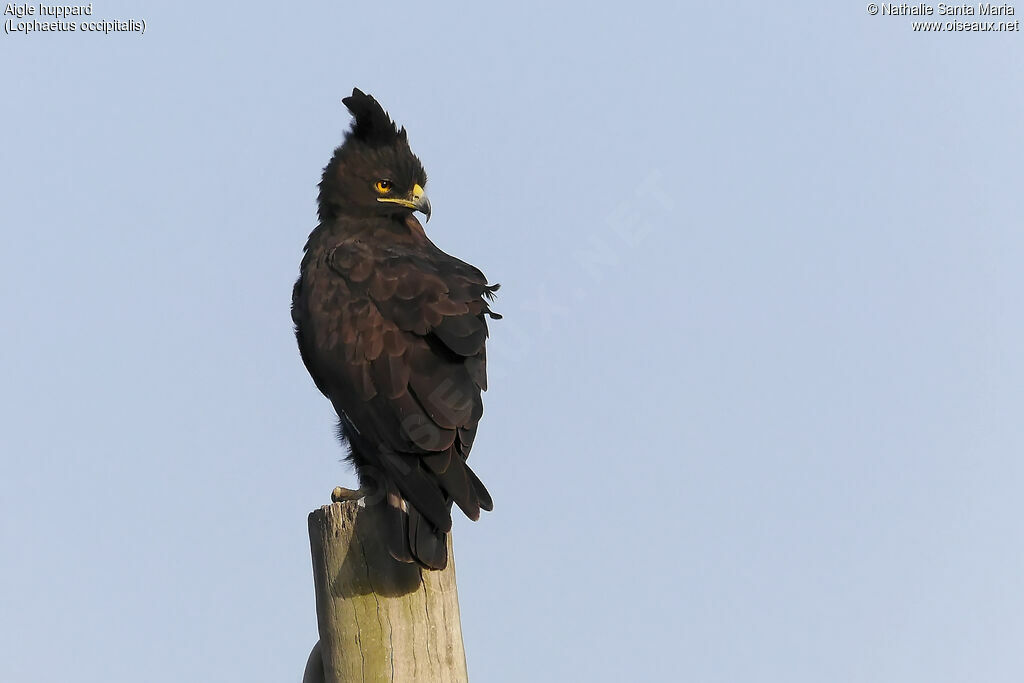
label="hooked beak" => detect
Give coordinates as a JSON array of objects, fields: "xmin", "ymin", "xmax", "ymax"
[{"xmin": 377, "ymin": 183, "xmax": 431, "ymax": 222}]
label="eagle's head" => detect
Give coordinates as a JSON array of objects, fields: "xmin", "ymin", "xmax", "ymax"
[{"xmin": 318, "ymin": 88, "xmax": 430, "ymax": 224}]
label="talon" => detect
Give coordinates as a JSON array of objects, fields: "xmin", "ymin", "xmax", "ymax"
[{"xmin": 331, "ymin": 486, "xmax": 365, "ymax": 502}]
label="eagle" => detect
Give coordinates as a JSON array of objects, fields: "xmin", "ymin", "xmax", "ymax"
[{"xmin": 292, "ymin": 89, "xmax": 498, "ymax": 570}]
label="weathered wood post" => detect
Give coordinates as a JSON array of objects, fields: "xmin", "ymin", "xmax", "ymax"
[{"xmin": 306, "ymin": 499, "xmax": 469, "ymax": 683}]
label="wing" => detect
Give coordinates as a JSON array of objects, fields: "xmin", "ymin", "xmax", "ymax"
[{"xmin": 295, "ymin": 237, "xmax": 497, "ymax": 530}]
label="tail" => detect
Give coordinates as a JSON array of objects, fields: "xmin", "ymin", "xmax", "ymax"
[
  {"xmin": 377, "ymin": 477, "xmax": 449, "ymax": 570},
  {"xmin": 380, "ymin": 456, "xmax": 492, "ymax": 571},
  {"xmin": 407, "ymin": 503, "xmax": 450, "ymax": 570}
]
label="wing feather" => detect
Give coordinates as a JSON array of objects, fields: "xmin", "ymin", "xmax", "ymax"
[{"xmin": 295, "ymin": 227, "xmax": 497, "ymax": 553}]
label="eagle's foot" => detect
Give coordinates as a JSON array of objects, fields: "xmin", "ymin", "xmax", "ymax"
[{"xmin": 331, "ymin": 486, "xmax": 367, "ymax": 503}]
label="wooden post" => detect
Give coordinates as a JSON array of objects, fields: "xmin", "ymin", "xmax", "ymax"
[{"xmin": 306, "ymin": 500, "xmax": 469, "ymax": 683}]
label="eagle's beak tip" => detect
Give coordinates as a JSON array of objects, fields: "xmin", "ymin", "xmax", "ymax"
[{"xmin": 412, "ymin": 184, "xmax": 431, "ymax": 222}]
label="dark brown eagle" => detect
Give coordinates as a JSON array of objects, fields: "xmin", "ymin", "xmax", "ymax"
[{"xmin": 292, "ymin": 88, "xmax": 498, "ymax": 570}]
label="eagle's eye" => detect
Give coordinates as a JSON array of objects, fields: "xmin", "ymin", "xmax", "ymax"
[{"xmin": 374, "ymin": 179, "xmax": 393, "ymax": 194}]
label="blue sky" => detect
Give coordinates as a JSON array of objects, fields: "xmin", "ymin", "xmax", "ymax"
[{"xmin": 2, "ymin": 2, "xmax": 1023, "ymax": 681}]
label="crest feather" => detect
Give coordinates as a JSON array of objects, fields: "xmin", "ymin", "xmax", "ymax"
[{"xmin": 342, "ymin": 88, "xmax": 405, "ymax": 146}]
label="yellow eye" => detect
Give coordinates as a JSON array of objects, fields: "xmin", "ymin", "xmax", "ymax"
[{"xmin": 374, "ymin": 179, "xmax": 393, "ymax": 194}]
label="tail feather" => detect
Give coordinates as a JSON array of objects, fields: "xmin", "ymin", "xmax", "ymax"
[
  {"xmin": 381, "ymin": 480, "xmax": 448, "ymax": 570},
  {"xmin": 464, "ymin": 461, "xmax": 493, "ymax": 512},
  {"xmin": 375, "ymin": 453, "xmax": 493, "ymax": 571},
  {"xmin": 384, "ymin": 481, "xmax": 413, "ymax": 564},
  {"xmin": 425, "ymin": 451, "xmax": 479, "ymax": 521},
  {"xmin": 407, "ymin": 504, "xmax": 448, "ymax": 570},
  {"xmin": 387, "ymin": 455, "xmax": 452, "ymax": 532}
]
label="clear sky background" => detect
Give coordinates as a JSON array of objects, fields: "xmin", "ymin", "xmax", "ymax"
[{"xmin": 2, "ymin": 2, "xmax": 1023, "ymax": 682}]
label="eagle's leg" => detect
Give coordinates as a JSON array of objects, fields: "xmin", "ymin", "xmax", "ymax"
[{"xmin": 331, "ymin": 486, "xmax": 369, "ymax": 502}]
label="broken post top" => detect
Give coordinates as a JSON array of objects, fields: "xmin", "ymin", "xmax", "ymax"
[{"xmin": 308, "ymin": 500, "xmax": 469, "ymax": 683}]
